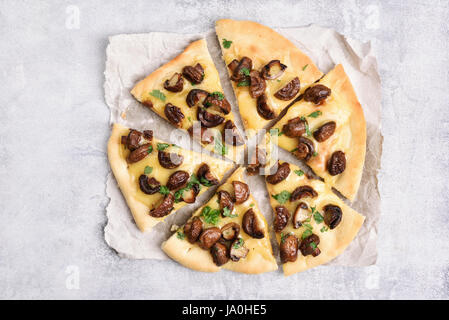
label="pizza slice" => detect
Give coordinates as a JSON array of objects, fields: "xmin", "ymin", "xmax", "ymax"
[
  {"xmin": 215, "ymin": 19, "xmax": 323, "ymax": 137},
  {"xmin": 107, "ymin": 123, "xmax": 234, "ymax": 232},
  {"xmin": 264, "ymin": 160, "xmax": 364, "ymax": 276},
  {"xmin": 271, "ymin": 64, "xmax": 366, "ymax": 201},
  {"xmin": 162, "ymin": 167, "xmax": 277, "ymax": 274},
  {"xmin": 131, "ymin": 39, "xmax": 244, "ymax": 161}
]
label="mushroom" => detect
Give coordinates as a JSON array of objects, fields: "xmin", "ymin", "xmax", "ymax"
[
  {"xmin": 127, "ymin": 143, "xmax": 152, "ymax": 163},
  {"xmin": 299, "ymin": 234, "xmax": 321, "ymax": 257},
  {"xmin": 204, "ymin": 92, "xmax": 231, "ymax": 114},
  {"xmin": 266, "ymin": 162, "xmax": 291, "ymax": 185},
  {"xmin": 242, "ymin": 208, "xmax": 264, "ymax": 239},
  {"xmin": 184, "ymin": 216, "xmax": 203, "ymax": 243},
  {"xmin": 293, "ymin": 137, "xmax": 315, "ymax": 161},
  {"xmin": 164, "ymin": 72, "xmax": 184, "ymax": 92},
  {"xmin": 199, "ymin": 227, "xmax": 222, "ymax": 249},
  {"xmin": 249, "ymin": 70, "xmax": 266, "ymax": 98},
  {"xmin": 223, "ymin": 120, "xmax": 245, "ymax": 146},
  {"xmin": 327, "ymin": 151, "xmax": 346, "ymax": 176},
  {"xmin": 230, "ymin": 57, "xmax": 252, "ymax": 82},
  {"xmin": 142, "ymin": 130, "xmax": 153, "ymax": 141},
  {"xmin": 290, "ymin": 185, "xmax": 318, "ymax": 202},
  {"xmin": 149, "ymin": 193, "xmax": 175, "ymax": 218},
  {"xmin": 125, "ymin": 129, "xmax": 143, "ymax": 150},
  {"xmin": 261, "ymin": 60, "xmax": 287, "ymax": 80},
  {"xmin": 186, "ymin": 89, "xmax": 209, "ymax": 108},
  {"xmin": 221, "ymin": 222, "xmax": 240, "ymax": 241},
  {"xmin": 210, "ymin": 242, "xmax": 229, "ymax": 266},
  {"xmin": 227, "ymin": 59, "xmax": 239, "ymax": 73},
  {"xmin": 182, "ymin": 63, "xmax": 204, "ymax": 84},
  {"xmin": 292, "ymin": 202, "xmax": 309, "ymax": 228},
  {"xmin": 303, "ymin": 84, "xmax": 331, "ymax": 105},
  {"xmin": 256, "ymin": 94, "xmax": 276, "ymax": 120},
  {"xmin": 246, "ymin": 147, "xmax": 266, "ymax": 176},
  {"xmin": 158, "ymin": 151, "xmax": 184, "ymax": 169},
  {"xmin": 166, "ymin": 171, "xmax": 190, "ymax": 191},
  {"xmin": 273, "ymin": 206, "xmax": 290, "ymax": 232},
  {"xmin": 197, "ymin": 107, "xmax": 225, "ymax": 128},
  {"xmin": 230, "ymin": 238, "xmax": 249, "ymax": 262},
  {"xmin": 233, "ymin": 181, "xmax": 250, "ymax": 204},
  {"xmin": 274, "ymin": 77, "xmax": 301, "ymax": 101},
  {"xmin": 164, "ymin": 103, "xmax": 185, "ymax": 127},
  {"xmin": 282, "ymin": 117, "xmax": 307, "ymax": 137},
  {"xmin": 179, "ymin": 183, "xmax": 200, "ymax": 204},
  {"xmin": 218, "ymin": 190, "xmax": 235, "ymax": 215},
  {"xmin": 188, "ymin": 125, "xmax": 214, "ymax": 145},
  {"xmin": 197, "ymin": 163, "xmax": 219, "ymax": 186},
  {"xmin": 314, "ymin": 121, "xmax": 336, "ymax": 142},
  {"xmin": 138, "ymin": 175, "xmax": 161, "ymax": 195},
  {"xmin": 323, "ymin": 204, "xmax": 343, "ymax": 229},
  {"xmin": 280, "ymin": 234, "xmax": 299, "ymax": 263}
]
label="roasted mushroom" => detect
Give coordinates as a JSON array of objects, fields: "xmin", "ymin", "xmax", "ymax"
[
  {"xmin": 327, "ymin": 151, "xmax": 346, "ymax": 176},
  {"xmin": 127, "ymin": 143, "xmax": 152, "ymax": 163},
  {"xmin": 158, "ymin": 151, "xmax": 184, "ymax": 169},
  {"xmin": 164, "ymin": 72, "xmax": 184, "ymax": 92},
  {"xmin": 280, "ymin": 234, "xmax": 299, "ymax": 263},
  {"xmin": 164, "ymin": 103, "xmax": 185, "ymax": 127},
  {"xmin": 166, "ymin": 171, "xmax": 190, "ymax": 191},
  {"xmin": 199, "ymin": 227, "xmax": 222, "ymax": 250},
  {"xmin": 227, "ymin": 59, "xmax": 239, "ymax": 73},
  {"xmin": 261, "ymin": 60, "xmax": 287, "ymax": 80},
  {"xmin": 242, "ymin": 208, "xmax": 264, "ymax": 239},
  {"xmin": 223, "ymin": 120, "xmax": 245, "ymax": 146},
  {"xmin": 313, "ymin": 121, "xmax": 336, "ymax": 142},
  {"xmin": 249, "ymin": 70, "xmax": 266, "ymax": 98},
  {"xmin": 125, "ymin": 129, "xmax": 143, "ymax": 150},
  {"xmin": 197, "ymin": 163, "xmax": 219, "ymax": 186},
  {"xmin": 230, "ymin": 238, "xmax": 249, "ymax": 262},
  {"xmin": 274, "ymin": 77, "xmax": 300, "ymax": 101},
  {"xmin": 221, "ymin": 222, "xmax": 240, "ymax": 241},
  {"xmin": 246, "ymin": 147, "xmax": 266, "ymax": 176},
  {"xmin": 292, "ymin": 202, "xmax": 309, "ymax": 228},
  {"xmin": 149, "ymin": 193, "xmax": 175, "ymax": 218},
  {"xmin": 184, "ymin": 216, "xmax": 203, "ymax": 243},
  {"xmin": 179, "ymin": 183, "xmax": 200, "ymax": 204},
  {"xmin": 303, "ymin": 84, "xmax": 331, "ymax": 105},
  {"xmin": 299, "ymin": 234, "xmax": 321, "ymax": 257},
  {"xmin": 230, "ymin": 57, "xmax": 252, "ymax": 82},
  {"xmin": 218, "ymin": 190, "xmax": 235, "ymax": 215},
  {"xmin": 233, "ymin": 181, "xmax": 250, "ymax": 204},
  {"xmin": 282, "ymin": 117, "xmax": 307, "ymax": 137},
  {"xmin": 323, "ymin": 204, "xmax": 343, "ymax": 229},
  {"xmin": 211, "ymin": 242, "xmax": 229, "ymax": 266},
  {"xmin": 188, "ymin": 125, "xmax": 214, "ymax": 145},
  {"xmin": 204, "ymin": 92, "xmax": 231, "ymax": 114},
  {"xmin": 139, "ymin": 175, "xmax": 161, "ymax": 195},
  {"xmin": 290, "ymin": 185, "xmax": 318, "ymax": 202},
  {"xmin": 256, "ymin": 94, "xmax": 276, "ymax": 120},
  {"xmin": 197, "ymin": 107, "xmax": 225, "ymax": 128},
  {"xmin": 266, "ymin": 162, "xmax": 290, "ymax": 185},
  {"xmin": 186, "ymin": 89, "xmax": 209, "ymax": 108},
  {"xmin": 182, "ymin": 63, "xmax": 204, "ymax": 84},
  {"xmin": 273, "ymin": 206, "xmax": 290, "ymax": 232},
  {"xmin": 293, "ymin": 137, "xmax": 315, "ymax": 161}
]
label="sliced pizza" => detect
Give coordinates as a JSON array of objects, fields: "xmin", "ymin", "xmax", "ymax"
[
  {"xmin": 215, "ymin": 19, "xmax": 323, "ymax": 137},
  {"xmin": 162, "ymin": 167, "xmax": 277, "ymax": 274},
  {"xmin": 107, "ymin": 123, "xmax": 234, "ymax": 232},
  {"xmin": 271, "ymin": 64, "xmax": 366, "ymax": 201},
  {"xmin": 131, "ymin": 39, "xmax": 244, "ymax": 161},
  {"xmin": 264, "ymin": 160, "xmax": 364, "ymax": 276}
]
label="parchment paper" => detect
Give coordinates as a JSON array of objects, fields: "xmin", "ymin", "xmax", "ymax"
[{"xmin": 103, "ymin": 25, "xmax": 382, "ymax": 266}]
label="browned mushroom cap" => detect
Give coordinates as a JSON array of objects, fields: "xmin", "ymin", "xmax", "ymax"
[
  {"xmin": 273, "ymin": 206, "xmax": 290, "ymax": 232},
  {"xmin": 282, "ymin": 117, "xmax": 307, "ymax": 137},
  {"xmin": 197, "ymin": 163, "xmax": 219, "ymax": 186},
  {"xmin": 256, "ymin": 94, "xmax": 276, "ymax": 120},
  {"xmin": 299, "ymin": 234, "xmax": 321, "ymax": 257},
  {"xmin": 184, "ymin": 216, "xmax": 203, "ymax": 243},
  {"xmin": 125, "ymin": 129, "xmax": 143, "ymax": 150},
  {"xmin": 230, "ymin": 57, "xmax": 252, "ymax": 82},
  {"xmin": 199, "ymin": 227, "xmax": 222, "ymax": 250},
  {"xmin": 229, "ymin": 238, "xmax": 249, "ymax": 262},
  {"xmin": 280, "ymin": 234, "xmax": 299, "ymax": 263},
  {"xmin": 223, "ymin": 120, "xmax": 245, "ymax": 146},
  {"xmin": 314, "ymin": 121, "xmax": 336, "ymax": 142},
  {"xmin": 186, "ymin": 89, "xmax": 209, "ymax": 108},
  {"xmin": 266, "ymin": 162, "xmax": 291, "ymax": 184},
  {"xmin": 218, "ymin": 190, "xmax": 235, "ymax": 215},
  {"xmin": 180, "ymin": 183, "xmax": 200, "ymax": 204},
  {"xmin": 290, "ymin": 185, "xmax": 318, "ymax": 202},
  {"xmin": 249, "ymin": 70, "xmax": 266, "ymax": 98},
  {"xmin": 143, "ymin": 130, "xmax": 153, "ymax": 141},
  {"xmin": 204, "ymin": 92, "xmax": 231, "ymax": 114},
  {"xmin": 261, "ymin": 60, "xmax": 287, "ymax": 80},
  {"xmin": 157, "ymin": 151, "xmax": 183, "ymax": 169},
  {"xmin": 182, "ymin": 63, "xmax": 204, "ymax": 84},
  {"xmin": 323, "ymin": 204, "xmax": 343, "ymax": 229},
  {"xmin": 188, "ymin": 125, "xmax": 214, "ymax": 145},
  {"xmin": 233, "ymin": 181, "xmax": 250, "ymax": 204},
  {"xmin": 227, "ymin": 59, "xmax": 239, "ymax": 73},
  {"xmin": 139, "ymin": 175, "xmax": 161, "ymax": 195},
  {"xmin": 242, "ymin": 208, "xmax": 264, "ymax": 239},
  {"xmin": 274, "ymin": 77, "xmax": 301, "ymax": 101},
  {"xmin": 164, "ymin": 72, "xmax": 184, "ymax": 92},
  {"xmin": 149, "ymin": 193, "xmax": 175, "ymax": 218},
  {"xmin": 303, "ymin": 84, "xmax": 331, "ymax": 105},
  {"xmin": 164, "ymin": 103, "xmax": 185, "ymax": 127},
  {"xmin": 327, "ymin": 151, "xmax": 346, "ymax": 175},
  {"xmin": 197, "ymin": 107, "xmax": 224, "ymax": 128},
  {"xmin": 246, "ymin": 146, "xmax": 267, "ymax": 176},
  {"xmin": 221, "ymin": 222, "xmax": 240, "ymax": 241},
  {"xmin": 293, "ymin": 202, "xmax": 309, "ymax": 229},
  {"xmin": 210, "ymin": 242, "xmax": 229, "ymax": 266},
  {"xmin": 293, "ymin": 137, "xmax": 315, "ymax": 161},
  {"xmin": 127, "ymin": 143, "xmax": 152, "ymax": 163},
  {"xmin": 166, "ymin": 170, "xmax": 190, "ymax": 191}
]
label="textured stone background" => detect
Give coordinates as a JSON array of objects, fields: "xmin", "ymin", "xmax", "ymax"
[{"xmin": 0, "ymin": 0, "xmax": 448, "ymax": 299}]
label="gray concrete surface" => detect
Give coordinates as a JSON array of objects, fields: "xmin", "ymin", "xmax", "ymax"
[{"xmin": 0, "ymin": 0, "xmax": 448, "ymax": 299}]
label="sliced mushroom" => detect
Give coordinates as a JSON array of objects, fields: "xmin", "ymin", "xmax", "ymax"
[
  {"xmin": 164, "ymin": 72, "xmax": 184, "ymax": 92},
  {"xmin": 293, "ymin": 137, "xmax": 315, "ymax": 161},
  {"xmin": 204, "ymin": 92, "xmax": 231, "ymax": 114},
  {"xmin": 186, "ymin": 89, "xmax": 209, "ymax": 108},
  {"xmin": 125, "ymin": 129, "xmax": 143, "ymax": 150},
  {"xmin": 290, "ymin": 185, "xmax": 318, "ymax": 202},
  {"xmin": 293, "ymin": 202, "xmax": 309, "ymax": 228},
  {"xmin": 184, "ymin": 216, "xmax": 203, "ymax": 243},
  {"xmin": 323, "ymin": 204, "xmax": 343, "ymax": 229},
  {"xmin": 197, "ymin": 163, "xmax": 219, "ymax": 185},
  {"xmin": 249, "ymin": 70, "xmax": 266, "ymax": 98},
  {"xmin": 327, "ymin": 151, "xmax": 346, "ymax": 176},
  {"xmin": 261, "ymin": 60, "xmax": 287, "ymax": 80},
  {"xmin": 158, "ymin": 151, "xmax": 184, "ymax": 169},
  {"xmin": 143, "ymin": 130, "xmax": 153, "ymax": 141},
  {"xmin": 221, "ymin": 222, "xmax": 240, "ymax": 241},
  {"xmin": 242, "ymin": 208, "xmax": 264, "ymax": 239},
  {"xmin": 256, "ymin": 94, "xmax": 276, "ymax": 120},
  {"xmin": 210, "ymin": 242, "xmax": 229, "ymax": 266},
  {"xmin": 139, "ymin": 175, "xmax": 161, "ymax": 195},
  {"xmin": 274, "ymin": 77, "xmax": 300, "ymax": 101},
  {"xmin": 197, "ymin": 107, "xmax": 225, "ymax": 128},
  {"xmin": 314, "ymin": 121, "xmax": 336, "ymax": 142},
  {"xmin": 227, "ymin": 59, "xmax": 239, "ymax": 73},
  {"xmin": 149, "ymin": 193, "xmax": 175, "ymax": 218},
  {"xmin": 266, "ymin": 162, "xmax": 290, "ymax": 185},
  {"xmin": 223, "ymin": 120, "xmax": 245, "ymax": 146},
  {"xmin": 230, "ymin": 57, "xmax": 252, "ymax": 82},
  {"xmin": 182, "ymin": 63, "xmax": 204, "ymax": 84},
  {"xmin": 233, "ymin": 181, "xmax": 250, "ymax": 204},
  {"xmin": 188, "ymin": 125, "xmax": 214, "ymax": 145},
  {"xmin": 127, "ymin": 143, "xmax": 152, "ymax": 163},
  {"xmin": 246, "ymin": 147, "xmax": 266, "ymax": 176},
  {"xmin": 230, "ymin": 238, "xmax": 249, "ymax": 262},
  {"xmin": 280, "ymin": 234, "xmax": 299, "ymax": 263},
  {"xmin": 303, "ymin": 84, "xmax": 331, "ymax": 105},
  {"xmin": 218, "ymin": 190, "xmax": 235, "ymax": 213},
  {"xmin": 273, "ymin": 206, "xmax": 290, "ymax": 232},
  {"xmin": 180, "ymin": 183, "xmax": 200, "ymax": 204},
  {"xmin": 299, "ymin": 234, "xmax": 321, "ymax": 257},
  {"xmin": 166, "ymin": 171, "xmax": 190, "ymax": 191},
  {"xmin": 164, "ymin": 103, "xmax": 185, "ymax": 127},
  {"xmin": 199, "ymin": 227, "xmax": 222, "ymax": 249},
  {"xmin": 282, "ymin": 117, "xmax": 307, "ymax": 137}
]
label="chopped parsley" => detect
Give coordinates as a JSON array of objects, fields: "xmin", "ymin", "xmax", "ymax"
[
  {"xmin": 174, "ymin": 174, "xmax": 202, "ymax": 203},
  {"xmin": 233, "ymin": 238, "xmax": 244, "ymax": 249},
  {"xmin": 149, "ymin": 89, "xmax": 166, "ymax": 102},
  {"xmin": 308, "ymin": 110, "xmax": 322, "ymax": 118},
  {"xmin": 250, "ymin": 203, "xmax": 255, "ymax": 207},
  {"xmin": 310, "ymin": 241, "xmax": 317, "ymax": 249},
  {"xmin": 301, "ymin": 229, "xmax": 313, "ymax": 239},
  {"xmin": 211, "ymin": 92, "xmax": 224, "ymax": 100},
  {"xmin": 147, "ymin": 145, "xmax": 153, "ymax": 154},
  {"xmin": 240, "ymin": 67, "xmax": 250, "ymax": 76},
  {"xmin": 270, "ymin": 128, "xmax": 283, "ymax": 136},
  {"xmin": 201, "ymin": 206, "xmax": 220, "ymax": 225},
  {"xmin": 302, "ymin": 64, "xmax": 309, "ymax": 71},
  {"xmin": 294, "ymin": 169, "xmax": 304, "ymax": 177},
  {"xmin": 237, "ymin": 80, "xmax": 250, "ymax": 87},
  {"xmin": 311, "ymin": 206, "xmax": 324, "ymax": 224},
  {"xmin": 271, "ymin": 190, "xmax": 291, "ymax": 204},
  {"xmin": 313, "ymin": 151, "xmax": 318, "ymax": 157},
  {"xmin": 222, "ymin": 207, "xmax": 238, "ymax": 218},
  {"xmin": 222, "ymin": 38, "xmax": 233, "ymax": 49},
  {"xmin": 159, "ymin": 185, "xmax": 170, "ymax": 195},
  {"xmin": 157, "ymin": 143, "xmax": 170, "ymax": 151},
  {"xmin": 200, "ymin": 176, "xmax": 214, "ymax": 187},
  {"xmin": 214, "ymin": 136, "xmax": 228, "ymax": 155},
  {"xmin": 300, "ymin": 116, "xmax": 312, "ymax": 136},
  {"xmin": 176, "ymin": 231, "xmax": 186, "ymax": 240},
  {"xmin": 320, "ymin": 226, "xmax": 329, "ymax": 233},
  {"xmin": 144, "ymin": 166, "xmax": 153, "ymax": 175},
  {"xmin": 280, "ymin": 232, "xmax": 292, "ymax": 244}
]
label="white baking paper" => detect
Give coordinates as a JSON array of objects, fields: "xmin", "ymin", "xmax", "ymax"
[{"xmin": 103, "ymin": 25, "xmax": 382, "ymax": 266}]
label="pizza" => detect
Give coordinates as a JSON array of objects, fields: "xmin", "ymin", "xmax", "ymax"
[
  {"xmin": 107, "ymin": 123, "xmax": 233, "ymax": 232},
  {"xmin": 162, "ymin": 167, "xmax": 277, "ymax": 274},
  {"xmin": 264, "ymin": 160, "xmax": 364, "ymax": 276},
  {"xmin": 270, "ymin": 64, "xmax": 366, "ymax": 201},
  {"xmin": 130, "ymin": 38, "xmax": 245, "ymax": 161},
  {"xmin": 215, "ymin": 19, "xmax": 323, "ymax": 137}
]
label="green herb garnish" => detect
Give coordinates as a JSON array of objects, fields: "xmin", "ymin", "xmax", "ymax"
[
  {"xmin": 176, "ymin": 231, "xmax": 186, "ymax": 240},
  {"xmin": 159, "ymin": 186, "xmax": 170, "ymax": 195},
  {"xmin": 310, "ymin": 241, "xmax": 317, "ymax": 249},
  {"xmin": 222, "ymin": 207, "xmax": 238, "ymax": 218},
  {"xmin": 233, "ymin": 238, "xmax": 244, "ymax": 249},
  {"xmin": 211, "ymin": 92, "xmax": 224, "ymax": 100},
  {"xmin": 157, "ymin": 143, "xmax": 170, "ymax": 151},
  {"xmin": 269, "ymin": 128, "xmax": 283, "ymax": 136},
  {"xmin": 237, "ymin": 80, "xmax": 250, "ymax": 87},
  {"xmin": 313, "ymin": 151, "xmax": 318, "ymax": 157},
  {"xmin": 201, "ymin": 206, "xmax": 220, "ymax": 225},
  {"xmin": 240, "ymin": 68, "xmax": 250, "ymax": 76},
  {"xmin": 271, "ymin": 191, "xmax": 291, "ymax": 204},
  {"xmin": 311, "ymin": 206, "xmax": 324, "ymax": 224},
  {"xmin": 147, "ymin": 145, "xmax": 153, "ymax": 154},
  {"xmin": 222, "ymin": 38, "xmax": 232, "ymax": 49},
  {"xmin": 214, "ymin": 136, "xmax": 228, "ymax": 155},
  {"xmin": 149, "ymin": 89, "xmax": 166, "ymax": 102},
  {"xmin": 301, "ymin": 229, "xmax": 313, "ymax": 239},
  {"xmin": 300, "ymin": 116, "xmax": 312, "ymax": 136},
  {"xmin": 308, "ymin": 111, "xmax": 322, "ymax": 118},
  {"xmin": 302, "ymin": 64, "xmax": 309, "ymax": 71},
  {"xmin": 320, "ymin": 226, "xmax": 329, "ymax": 233},
  {"xmin": 294, "ymin": 169, "xmax": 304, "ymax": 177},
  {"xmin": 144, "ymin": 166, "xmax": 153, "ymax": 175}
]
